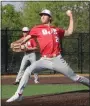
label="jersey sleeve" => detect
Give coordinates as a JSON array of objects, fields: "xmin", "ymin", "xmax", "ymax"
[
  {"xmin": 29, "ymin": 27, "xmax": 39, "ymax": 37},
  {"xmin": 58, "ymin": 28, "xmax": 65, "ymax": 38},
  {"xmin": 26, "ymin": 39, "xmax": 37, "ymax": 48}
]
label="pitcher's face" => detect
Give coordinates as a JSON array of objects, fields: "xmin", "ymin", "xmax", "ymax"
[{"xmin": 41, "ymin": 14, "xmax": 51, "ymax": 24}]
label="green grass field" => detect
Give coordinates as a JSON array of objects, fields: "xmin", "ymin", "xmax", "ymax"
[{"xmin": 1, "ymin": 84, "xmax": 89, "ymax": 99}]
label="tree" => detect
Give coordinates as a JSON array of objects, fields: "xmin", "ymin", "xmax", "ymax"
[
  {"xmin": 1, "ymin": 4, "xmax": 22, "ymax": 29},
  {"xmin": 21, "ymin": 1, "xmax": 89, "ymax": 33}
]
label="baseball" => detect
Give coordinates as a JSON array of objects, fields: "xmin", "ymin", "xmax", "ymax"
[{"xmin": 66, "ymin": 10, "xmax": 72, "ymax": 15}]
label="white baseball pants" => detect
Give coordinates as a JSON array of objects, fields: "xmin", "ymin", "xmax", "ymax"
[
  {"xmin": 15, "ymin": 54, "xmax": 90, "ymax": 94},
  {"xmin": 15, "ymin": 52, "xmax": 39, "ymax": 82}
]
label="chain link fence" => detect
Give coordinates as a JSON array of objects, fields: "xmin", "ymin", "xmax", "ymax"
[{"xmin": 1, "ymin": 29, "xmax": 90, "ymax": 74}]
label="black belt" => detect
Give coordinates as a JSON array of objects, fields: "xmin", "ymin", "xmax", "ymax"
[{"xmin": 25, "ymin": 51, "xmax": 33, "ymax": 54}]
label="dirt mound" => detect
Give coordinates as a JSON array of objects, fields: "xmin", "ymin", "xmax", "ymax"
[{"xmin": 1, "ymin": 90, "xmax": 90, "ymax": 106}]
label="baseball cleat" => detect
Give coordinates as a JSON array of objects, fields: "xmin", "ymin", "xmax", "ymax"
[
  {"xmin": 13, "ymin": 81, "xmax": 19, "ymax": 85},
  {"xmin": 6, "ymin": 93, "xmax": 23, "ymax": 102},
  {"xmin": 34, "ymin": 80, "xmax": 39, "ymax": 84}
]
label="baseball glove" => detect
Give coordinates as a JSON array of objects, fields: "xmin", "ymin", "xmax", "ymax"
[{"xmin": 11, "ymin": 43, "xmax": 22, "ymax": 52}]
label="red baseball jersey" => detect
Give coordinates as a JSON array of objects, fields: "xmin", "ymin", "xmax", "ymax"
[
  {"xmin": 21, "ymin": 36, "xmax": 37, "ymax": 48},
  {"xmin": 29, "ymin": 25, "xmax": 65, "ymax": 57},
  {"xmin": 26, "ymin": 39, "xmax": 37, "ymax": 48}
]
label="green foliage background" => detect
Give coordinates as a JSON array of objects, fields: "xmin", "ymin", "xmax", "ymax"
[
  {"xmin": 1, "ymin": 1, "xmax": 89, "ymax": 32},
  {"xmin": 1, "ymin": 1, "xmax": 90, "ymax": 73},
  {"xmin": 21, "ymin": 1, "xmax": 89, "ymax": 33}
]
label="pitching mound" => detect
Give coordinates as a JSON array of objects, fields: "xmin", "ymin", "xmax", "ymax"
[{"xmin": 1, "ymin": 90, "xmax": 90, "ymax": 106}]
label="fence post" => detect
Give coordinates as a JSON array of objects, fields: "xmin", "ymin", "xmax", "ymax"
[
  {"xmin": 89, "ymin": 3, "xmax": 90, "ymax": 77},
  {"xmin": 77, "ymin": 37, "xmax": 80, "ymax": 72},
  {"xmin": 5, "ymin": 28, "xmax": 8, "ymax": 73},
  {"xmin": 60, "ymin": 39, "xmax": 64, "ymax": 56},
  {"xmin": 78, "ymin": 33, "xmax": 83, "ymax": 74},
  {"xmin": 80, "ymin": 33, "xmax": 83, "ymax": 74}
]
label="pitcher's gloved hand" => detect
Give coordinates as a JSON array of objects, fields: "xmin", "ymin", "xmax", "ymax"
[{"xmin": 11, "ymin": 43, "xmax": 22, "ymax": 52}]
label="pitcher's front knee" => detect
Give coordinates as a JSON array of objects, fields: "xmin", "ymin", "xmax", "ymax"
[{"xmin": 70, "ymin": 75, "xmax": 81, "ymax": 82}]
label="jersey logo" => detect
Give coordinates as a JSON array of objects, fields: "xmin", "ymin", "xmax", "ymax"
[
  {"xmin": 55, "ymin": 36, "xmax": 59, "ymax": 42},
  {"xmin": 42, "ymin": 28, "xmax": 57, "ymax": 35},
  {"xmin": 52, "ymin": 28, "xmax": 58, "ymax": 34}
]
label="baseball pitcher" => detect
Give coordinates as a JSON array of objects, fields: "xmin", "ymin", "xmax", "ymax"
[{"xmin": 6, "ymin": 9, "xmax": 90, "ymax": 102}]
